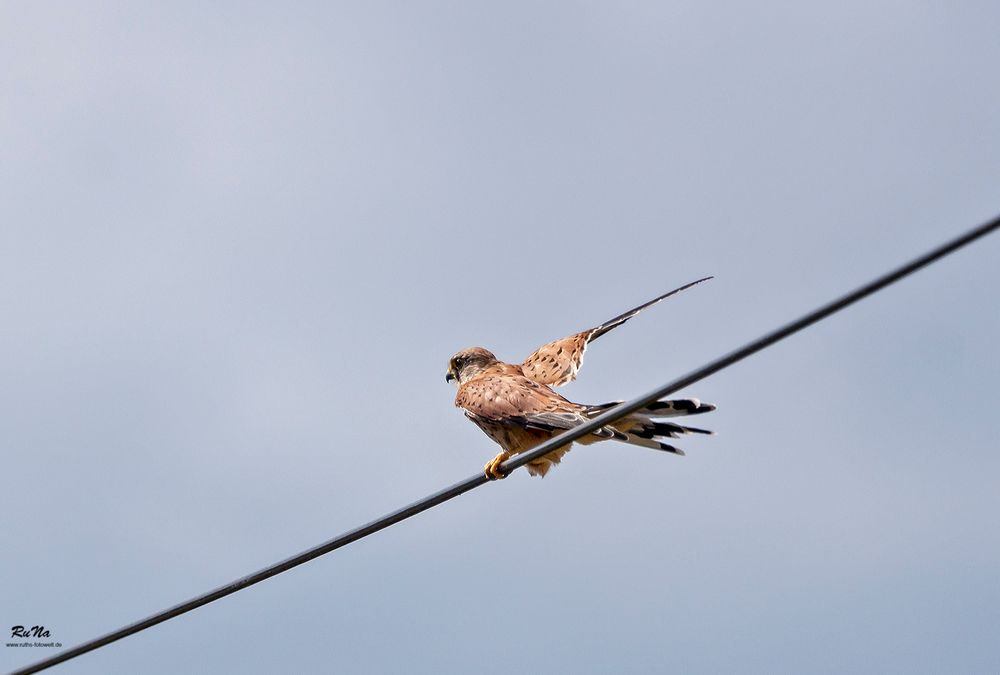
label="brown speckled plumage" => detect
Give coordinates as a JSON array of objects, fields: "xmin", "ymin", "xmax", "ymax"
[{"xmin": 447, "ymin": 278, "xmax": 716, "ymax": 478}]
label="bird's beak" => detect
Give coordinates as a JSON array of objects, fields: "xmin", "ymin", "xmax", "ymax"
[{"xmin": 446, "ymin": 370, "xmax": 456, "ymax": 383}]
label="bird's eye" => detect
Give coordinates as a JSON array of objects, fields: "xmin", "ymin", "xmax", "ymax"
[{"xmin": 453, "ymin": 358, "xmax": 462, "ymax": 369}]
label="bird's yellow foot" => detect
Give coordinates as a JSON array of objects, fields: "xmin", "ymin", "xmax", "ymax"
[{"xmin": 484, "ymin": 451, "xmax": 510, "ymax": 480}]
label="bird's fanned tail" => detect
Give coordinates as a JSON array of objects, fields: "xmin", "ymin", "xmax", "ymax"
[{"xmin": 584, "ymin": 397, "xmax": 716, "ymax": 456}]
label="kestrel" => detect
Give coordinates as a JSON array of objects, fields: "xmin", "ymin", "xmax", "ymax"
[{"xmin": 446, "ymin": 277, "xmax": 716, "ymax": 479}]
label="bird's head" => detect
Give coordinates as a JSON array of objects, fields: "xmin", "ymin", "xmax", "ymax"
[{"xmin": 446, "ymin": 347, "xmax": 497, "ymax": 386}]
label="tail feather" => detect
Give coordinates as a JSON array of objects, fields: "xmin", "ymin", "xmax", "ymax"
[
  {"xmin": 643, "ymin": 398, "xmax": 716, "ymax": 417},
  {"xmin": 584, "ymin": 397, "xmax": 716, "ymax": 457},
  {"xmin": 616, "ymin": 433, "xmax": 686, "ymax": 455},
  {"xmin": 585, "ymin": 398, "xmax": 716, "ymax": 418},
  {"xmin": 633, "ymin": 421, "xmax": 714, "ymax": 439}
]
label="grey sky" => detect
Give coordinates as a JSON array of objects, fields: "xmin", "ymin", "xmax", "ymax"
[{"xmin": 2, "ymin": 2, "xmax": 999, "ymax": 673}]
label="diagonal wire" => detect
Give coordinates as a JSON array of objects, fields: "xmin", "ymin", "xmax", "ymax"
[{"xmin": 10, "ymin": 213, "xmax": 1000, "ymax": 675}]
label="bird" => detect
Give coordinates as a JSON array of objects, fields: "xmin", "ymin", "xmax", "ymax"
[{"xmin": 446, "ymin": 277, "xmax": 716, "ymax": 479}]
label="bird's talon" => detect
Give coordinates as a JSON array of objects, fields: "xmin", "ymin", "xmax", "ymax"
[{"xmin": 484, "ymin": 453, "xmax": 509, "ymax": 480}]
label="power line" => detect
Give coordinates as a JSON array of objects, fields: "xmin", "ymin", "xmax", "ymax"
[{"xmin": 11, "ymin": 213, "xmax": 999, "ymax": 675}]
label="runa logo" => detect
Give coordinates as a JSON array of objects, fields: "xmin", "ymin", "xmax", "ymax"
[{"xmin": 11, "ymin": 626, "xmax": 51, "ymax": 638}]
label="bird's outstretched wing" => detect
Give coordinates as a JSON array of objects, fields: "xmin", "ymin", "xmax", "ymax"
[{"xmin": 520, "ymin": 276, "xmax": 712, "ymax": 387}]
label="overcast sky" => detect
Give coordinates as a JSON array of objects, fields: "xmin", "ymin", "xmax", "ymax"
[{"xmin": 2, "ymin": 2, "xmax": 999, "ymax": 673}]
